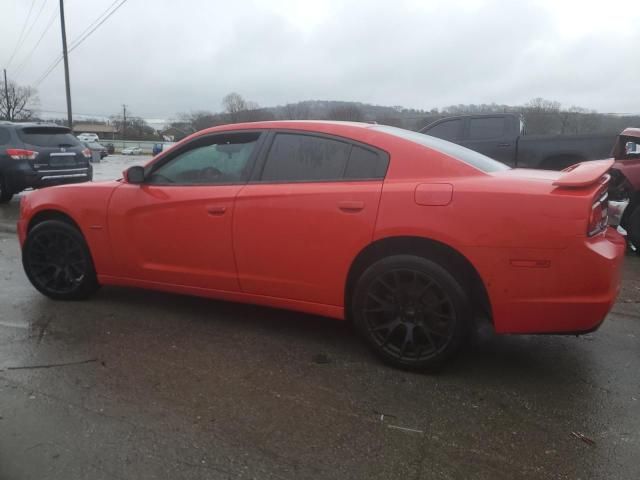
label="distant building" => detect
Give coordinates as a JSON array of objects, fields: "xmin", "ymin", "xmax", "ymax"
[{"xmin": 73, "ymin": 122, "xmax": 118, "ymax": 139}]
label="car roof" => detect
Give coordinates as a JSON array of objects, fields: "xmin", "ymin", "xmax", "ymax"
[
  {"xmin": 197, "ymin": 120, "xmax": 372, "ymax": 133},
  {"xmin": 0, "ymin": 121, "xmax": 69, "ymax": 129},
  {"xmin": 621, "ymin": 127, "xmax": 640, "ymax": 138}
]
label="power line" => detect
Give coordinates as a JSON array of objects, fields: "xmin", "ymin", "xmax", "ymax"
[
  {"xmin": 68, "ymin": 0, "xmax": 128, "ymax": 54},
  {"xmin": 33, "ymin": 0, "xmax": 128, "ymax": 87},
  {"xmin": 17, "ymin": 0, "xmax": 49, "ymax": 59},
  {"xmin": 14, "ymin": 8, "xmax": 58, "ymax": 79},
  {"xmin": 5, "ymin": 0, "xmax": 38, "ymax": 68},
  {"xmin": 67, "ymin": 0, "xmax": 122, "ymax": 51},
  {"xmin": 34, "ymin": 54, "xmax": 63, "ymax": 87}
]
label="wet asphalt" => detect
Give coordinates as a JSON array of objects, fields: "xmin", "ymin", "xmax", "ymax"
[{"xmin": 0, "ymin": 157, "xmax": 639, "ymax": 479}]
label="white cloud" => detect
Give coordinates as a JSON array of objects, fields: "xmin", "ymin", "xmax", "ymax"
[{"xmin": 1, "ymin": 0, "xmax": 638, "ymax": 118}]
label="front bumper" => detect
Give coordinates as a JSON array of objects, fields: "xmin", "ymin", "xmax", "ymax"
[{"xmin": 474, "ymin": 228, "xmax": 626, "ymax": 334}]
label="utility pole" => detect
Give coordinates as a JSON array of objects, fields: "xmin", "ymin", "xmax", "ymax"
[
  {"xmin": 59, "ymin": 0, "xmax": 73, "ymax": 131},
  {"xmin": 122, "ymin": 104, "xmax": 127, "ymax": 147},
  {"xmin": 3, "ymin": 69, "xmax": 10, "ymax": 121}
]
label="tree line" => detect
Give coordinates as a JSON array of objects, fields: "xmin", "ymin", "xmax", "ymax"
[{"xmin": 2, "ymin": 80, "xmax": 638, "ymax": 140}]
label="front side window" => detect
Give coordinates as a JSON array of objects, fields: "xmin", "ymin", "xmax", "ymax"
[
  {"xmin": 261, "ymin": 133, "xmax": 351, "ymax": 182},
  {"xmin": 148, "ymin": 132, "xmax": 260, "ymax": 185}
]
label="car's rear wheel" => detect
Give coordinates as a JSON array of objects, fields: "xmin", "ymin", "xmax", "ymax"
[
  {"xmin": 0, "ymin": 176, "xmax": 13, "ymax": 203},
  {"xmin": 22, "ymin": 220, "xmax": 99, "ymax": 300},
  {"xmin": 352, "ymin": 255, "xmax": 470, "ymax": 371}
]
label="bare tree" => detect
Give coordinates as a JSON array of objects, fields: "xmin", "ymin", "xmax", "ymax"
[
  {"xmin": 326, "ymin": 104, "xmax": 364, "ymax": 122},
  {"xmin": 283, "ymin": 102, "xmax": 312, "ymax": 120},
  {"xmin": 522, "ymin": 97, "xmax": 562, "ymax": 134},
  {"xmin": 222, "ymin": 92, "xmax": 248, "ymax": 122},
  {"xmin": 180, "ymin": 110, "xmax": 218, "ymax": 130},
  {"xmin": 0, "ymin": 81, "xmax": 39, "ymax": 121}
]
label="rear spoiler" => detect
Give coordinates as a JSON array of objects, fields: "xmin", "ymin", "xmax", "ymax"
[{"xmin": 552, "ymin": 159, "xmax": 614, "ymax": 188}]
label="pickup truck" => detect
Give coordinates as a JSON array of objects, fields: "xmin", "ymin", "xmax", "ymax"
[{"xmin": 419, "ymin": 113, "xmax": 616, "ymax": 170}]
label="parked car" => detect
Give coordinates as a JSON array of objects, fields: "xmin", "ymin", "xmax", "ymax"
[
  {"xmin": 105, "ymin": 143, "xmax": 115, "ymax": 154},
  {"xmin": 152, "ymin": 142, "xmax": 177, "ymax": 156},
  {"xmin": 77, "ymin": 133, "xmax": 99, "ymax": 142},
  {"xmin": 82, "ymin": 141, "xmax": 108, "ymax": 159},
  {"xmin": 419, "ymin": 113, "xmax": 616, "ymax": 170},
  {"xmin": 608, "ymin": 128, "xmax": 640, "ymax": 248},
  {"xmin": 0, "ymin": 122, "xmax": 93, "ymax": 203},
  {"xmin": 121, "ymin": 146, "xmax": 142, "ymax": 155},
  {"xmin": 17, "ymin": 121, "xmax": 624, "ymax": 370}
]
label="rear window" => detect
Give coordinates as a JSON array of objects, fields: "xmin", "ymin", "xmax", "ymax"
[
  {"xmin": 373, "ymin": 125, "xmax": 510, "ymax": 173},
  {"xmin": 17, "ymin": 127, "xmax": 81, "ymax": 148},
  {"xmin": 0, "ymin": 128, "xmax": 10, "ymax": 145}
]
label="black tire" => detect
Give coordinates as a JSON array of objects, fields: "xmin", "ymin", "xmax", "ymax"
[
  {"xmin": 22, "ymin": 220, "xmax": 99, "ymax": 300},
  {"xmin": 352, "ymin": 255, "xmax": 471, "ymax": 371},
  {"xmin": 626, "ymin": 206, "xmax": 640, "ymax": 254},
  {"xmin": 0, "ymin": 176, "xmax": 13, "ymax": 203}
]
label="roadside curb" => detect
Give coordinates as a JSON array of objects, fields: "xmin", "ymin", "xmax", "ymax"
[{"xmin": 0, "ymin": 223, "xmax": 17, "ymax": 234}]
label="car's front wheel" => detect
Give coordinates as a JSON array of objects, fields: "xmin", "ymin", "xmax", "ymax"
[
  {"xmin": 22, "ymin": 220, "xmax": 99, "ymax": 300},
  {"xmin": 352, "ymin": 255, "xmax": 470, "ymax": 371}
]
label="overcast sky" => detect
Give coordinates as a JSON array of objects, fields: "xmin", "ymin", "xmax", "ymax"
[{"xmin": 2, "ymin": 0, "xmax": 639, "ymax": 122}]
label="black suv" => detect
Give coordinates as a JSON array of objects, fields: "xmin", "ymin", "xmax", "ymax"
[{"xmin": 0, "ymin": 122, "xmax": 93, "ymax": 203}]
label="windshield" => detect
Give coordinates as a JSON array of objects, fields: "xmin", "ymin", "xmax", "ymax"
[
  {"xmin": 18, "ymin": 127, "xmax": 81, "ymax": 148},
  {"xmin": 373, "ymin": 125, "xmax": 510, "ymax": 173}
]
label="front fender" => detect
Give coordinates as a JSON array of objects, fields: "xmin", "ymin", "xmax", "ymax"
[{"xmin": 20, "ymin": 182, "xmax": 121, "ymax": 275}]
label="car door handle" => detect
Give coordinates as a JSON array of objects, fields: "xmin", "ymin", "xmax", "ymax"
[
  {"xmin": 338, "ymin": 201, "xmax": 365, "ymax": 212},
  {"xmin": 207, "ymin": 206, "xmax": 227, "ymax": 216},
  {"xmin": 498, "ymin": 143, "xmax": 511, "ymax": 147}
]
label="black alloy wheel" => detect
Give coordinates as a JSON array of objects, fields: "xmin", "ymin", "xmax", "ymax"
[
  {"xmin": 353, "ymin": 255, "xmax": 470, "ymax": 370},
  {"xmin": 23, "ymin": 220, "xmax": 99, "ymax": 300}
]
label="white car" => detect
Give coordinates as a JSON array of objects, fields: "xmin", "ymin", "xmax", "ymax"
[
  {"xmin": 121, "ymin": 146, "xmax": 143, "ymax": 155},
  {"xmin": 77, "ymin": 133, "xmax": 99, "ymax": 142}
]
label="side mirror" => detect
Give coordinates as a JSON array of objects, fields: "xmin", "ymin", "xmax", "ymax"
[{"xmin": 124, "ymin": 165, "xmax": 145, "ymax": 184}]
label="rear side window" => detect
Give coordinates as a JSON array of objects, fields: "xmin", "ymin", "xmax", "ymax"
[
  {"xmin": 344, "ymin": 145, "xmax": 388, "ymax": 179},
  {"xmin": 468, "ymin": 117, "xmax": 505, "ymax": 139},
  {"xmin": 426, "ymin": 119, "xmax": 462, "ymax": 141},
  {"xmin": 0, "ymin": 128, "xmax": 10, "ymax": 145},
  {"xmin": 17, "ymin": 127, "xmax": 81, "ymax": 147},
  {"xmin": 262, "ymin": 133, "xmax": 351, "ymax": 182}
]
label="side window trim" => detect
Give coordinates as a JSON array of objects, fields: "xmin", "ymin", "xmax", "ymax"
[
  {"xmin": 250, "ymin": 130, "xmax": 389, "ymax": 184},
  {"xmin": 144, "ymin": 130, "xmax": 266, "ymax": 186}
]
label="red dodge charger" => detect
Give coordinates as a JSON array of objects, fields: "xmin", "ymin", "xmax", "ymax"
[{"xmin": 17, "ymin": 121, "xmax": 625, "ymax": 369}]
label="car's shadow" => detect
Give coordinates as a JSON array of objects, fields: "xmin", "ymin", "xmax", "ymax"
[{"xmin": 80, "ymin": 285, "xmax": 599, "ymax": 384}]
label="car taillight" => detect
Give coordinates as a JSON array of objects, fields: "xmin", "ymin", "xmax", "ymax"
[
  {"xmin": 82, "ymin": 148, "xmax": 91, "ymax": 158},
  {"xmin": 6, "ymin": 148, "xmax": 38, "ymax": 160},
  {"xmin": 588, "ymin": 190, "xmax": 608, "ymax": 236}
]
